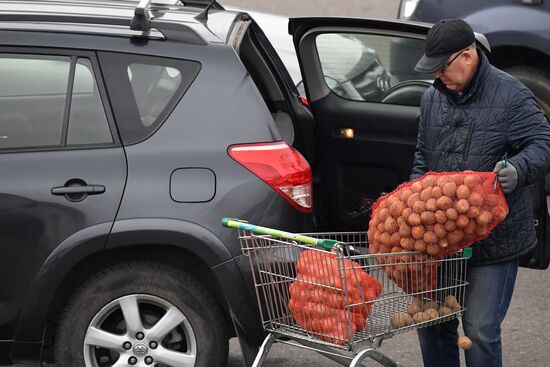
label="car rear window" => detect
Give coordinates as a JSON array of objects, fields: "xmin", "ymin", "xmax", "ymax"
[{"xmin": 99, "ymin": 52, "xmax": 201, "ymax": 144}]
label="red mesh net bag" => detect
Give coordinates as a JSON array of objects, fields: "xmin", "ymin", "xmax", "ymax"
[
  {"xmin": 288, "ymin": 250, "xmax": 382, "ymax": 345},
  {"xmin": 367, "ymin": 171, "xmax": 509, "ymax": 293}
]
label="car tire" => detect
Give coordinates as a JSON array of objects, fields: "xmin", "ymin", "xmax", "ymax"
[
  {"xmin": 55, "ymin": 262, "xmax": 229, "ymax": 367},
  {"xmin": 503, "ymin": 66, "xmax": 550, "ymax": 118}
]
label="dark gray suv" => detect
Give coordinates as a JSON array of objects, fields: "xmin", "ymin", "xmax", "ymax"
[{"xmin": 0, "ymin": 1, "xmax": 548, "ymax": 367}]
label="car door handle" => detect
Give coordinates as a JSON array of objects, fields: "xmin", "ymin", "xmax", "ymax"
[{"xmin": 51, "ymin": 185, "xmax": 106, "ymax": 195}]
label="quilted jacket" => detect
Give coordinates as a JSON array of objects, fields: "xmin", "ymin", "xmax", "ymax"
[{"xmin": 411, "ymin": 51, "xmax": 550, "ymax": 265}]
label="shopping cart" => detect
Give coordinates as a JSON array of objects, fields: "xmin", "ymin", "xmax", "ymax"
[{"xmin": 222, "ymin": 218, "xmax": 472, "ymax": 367}]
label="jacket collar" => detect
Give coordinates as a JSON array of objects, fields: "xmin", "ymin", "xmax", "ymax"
[{"xmin": 433, "ymin": 48, "xmax": 489, "ymax": 105}]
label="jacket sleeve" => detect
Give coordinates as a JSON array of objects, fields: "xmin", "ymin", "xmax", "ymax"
[
  {"xmin": 506, "ymin": 88, "xmax": 550, "ymax": 188},
  {"xmin": 410, "ymin": 95, "xmax": 429, "ymax": 180}
]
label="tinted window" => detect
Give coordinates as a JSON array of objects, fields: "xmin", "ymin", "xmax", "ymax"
[
  {"xmin": 0, "ymin": 55, "xmax": 70, "ymax": 148},
  {"xmin": 68, "ymin": 58, "xmax": 113, "ymax": 145},
  {"xmin": 99, "ymin": 52, "xmax": 201, "ymax": 144},
  {"xmin": 315, "ymin": 33, "xmax": 432, "ymax": 106},
  {"xmin": 0, "ymin": 54, "xmax": 113, "ymax": 150}
]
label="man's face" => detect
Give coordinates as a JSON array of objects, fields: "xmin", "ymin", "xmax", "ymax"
[{"xmin": 433, "ymin": 48, "xmax": 475, "ymax": 93}]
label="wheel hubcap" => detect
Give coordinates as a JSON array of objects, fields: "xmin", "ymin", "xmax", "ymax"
[{"xmin": 83, "ymin": 294, "xmax": 197, "ymax": 367}]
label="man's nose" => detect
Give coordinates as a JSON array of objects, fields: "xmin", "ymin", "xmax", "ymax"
[{"xmin": 433, "ymin": 70, "xmax": 443, "ymax": 78}]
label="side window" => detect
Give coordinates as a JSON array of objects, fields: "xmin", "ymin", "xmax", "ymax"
[
  {"xmin": 315, "ymin": 33, "xmax": 433, "ymax": 106},
  {"xmin": 0, "ymin": 53, "xmax": 114, "ymax": 150},
  {"xmin": 99, "ymin": 52, "xmax": 201, "ymax": 144},
  {"xmin": 0, "ymin": 55, "xmax": 70, "ymax": 148},
  {"xmin": 128, "ymin": 64, "xmax": 183, "ymax": 127},
  {"xmin": 68, "ymin": 58, "xmax": 113, "ymax": 145}
]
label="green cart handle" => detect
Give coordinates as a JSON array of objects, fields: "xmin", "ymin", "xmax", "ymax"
[{"xmin": 221, "ymin": 217, "xmax": 338, "ymax": 250}]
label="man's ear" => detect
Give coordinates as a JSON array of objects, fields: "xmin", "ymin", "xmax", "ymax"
[{"xmin": 463, "ymin": 49, "xmax": 476, "ymax": 66}]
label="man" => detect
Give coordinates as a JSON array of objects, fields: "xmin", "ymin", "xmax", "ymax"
[{"xmin": 411, "ymin": 19, "xmax": 550, "ymax": 367}]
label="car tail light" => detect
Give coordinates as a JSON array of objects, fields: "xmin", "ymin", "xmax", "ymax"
[
  {"xmin": 299, "ymin": 95, "xmax": 310, "ymax": 107},
  {"xmin": 228, "ymin": 141, "xmax": 313, "ymax": 212}
]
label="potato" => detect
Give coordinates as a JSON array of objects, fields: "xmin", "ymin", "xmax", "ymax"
[
  {"xmin": 390, "ymin": 312, "xmax": 414, "ymax": 328},
  {"xmin": 414, "ymin": 239, "xmax": 427, "ymax": 252},
  {"xmin": 399, "ymin": 223, "xmax": 412, "ymax": 237},
  {"xmin": 425, "ymin": 198, "xmax": 438, "ymax": 212},
  {"xmin": 466, "ymin": 205, "xmax": 481, "ymax": 218},
  {"xmin": 413, "ymin": 311, "xmax": 431, "ymax": 323},
  {"xmin": 468, "ymin": 192, "xmax": 484, "ymax": 207},
  {"xmin": 390, "ymin": 200, "xmax": 405, "ymax": 217},
  {"xmin": 433, "ymin": 223, "xmax": 447, "ymax": 238},
  {"xmin": 390, "ymin": 232, "xmax": 401, "ymax": 246},
  {"xmin": 408, "ymin": 303, "xmax": 422, "ymax": 316},
  {"xmin": 407, "ymin": 192, "xmax": 421, "ymax": 208},
  {"xmin": 463, "ymin": 221, "xmax": 477, "ymax": 235},
  {"xmin": 411, "ymin": 297, "xmax": 424, "ymax": 307},
  {"xmin": 437, "ymin": 196, "xmax": 453, "ymax": 210},
  {"xmin": 399, "ymin": 188, "xmax": 413, "ymax": 202},
  {"xmin": 408, "ymin": 212, "xmax": 422, "ymax": 226},
  {"xmin": 426, "ymin": 244, "xmax": 439, "ymax": 255},
  {"xmin": 420, "ymin": 187, "xmax": 432, "ymax": 201},
  {"xmin": 444, "ymin": 295, "xmax": 458, "ymax": 308},
  {"xmin": 434, "ymin": 210, "xmax": 447, "ymax": 224},
  {"xmin": 412, "ymin": 226, "xmax": 425, "ymax": 240},
  {"xmin": 413, "ymin": 200, "xmax": 426, "ymax": 214},
  {"xmin": 445, "ymin": 220, "xmax": 457, "ymax": 232},
  {"xmin": 456, "ymin": 214, "xmax": 470, "ymax": 229},
  {"xmin": 438, "ymin": 305, "xmax": 453, "ymax": 318},
  {"xmin": 422, "ymin": 175, "xmax": 437, "ymax": 188},
  {"xmin": 442, "ymin": 181, "xmax": 457, "ymax": 197},
  {"xmin": 411, "ymin": 181, "xmax": 423, "ymax": 193},
  {"xmin": 378, "ymin": 207, "xmax": 390, "ymax": 221},
  {"xmin": 438, "ymin": 238, "xmax": 449, "ymax": 249},
  {"xmin": 400, "ymin": 237, "xmax": 415, "ymax": 250},
  {"xmin": 447, "ymin": 230, "xmax": 464, "ymax": 245},
  {"xmin": 384, "ymin": 217, "xmax": 398, "ymax": 234},
  {"xmin": 421, "ymin": 211, "xmax": 436, "ymax": 225},
  {"xmin": 455, "ymin": 199, "xmax": 470, "ymax": 214},
  {"xmin": 380, "ymin": 232, "xmax": 392, "ymax": 245},
  {"xmin": 431, "ymin": 185, "xmax": 443, "ymax": 199},
  {"xmin": 445, "ymin": 208, "xmax": 459, "ymax": 221},
  {"xmin": 425, "ymin": 308, "xmax": 440, "ymax": 320},
  {"xmin": 423, "ymin": 231, "xmax": 437, "ymax": 244},
  {"xmin": 464, "ymin": 174, "xmax": 480, "ymax": 186},
  {"xmin": 402, "ymin": 207, "xmax": 413, "ymax": 220},
  {"xmin": 456, "ymin": 184, "xmax": 471, "ymax": 199},
  {"xmin": 458, "ymin": 336, "xmax": 472, "ymax": 350},
  {"xmin": 424, "ymin": 300, "xmax": 439, "ymax": 310},
  {"xmin": 476, "ymin": 210, "xmax": 493, "ymax": 226}
]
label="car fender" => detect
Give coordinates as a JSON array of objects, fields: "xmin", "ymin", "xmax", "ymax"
[
  {"xmin": 13, "ymin": 218, "xmax": 235, "ymax": 344},
  {"xmin": 13, "ymin": 222, "xmax": 112, "ymax": 347}
]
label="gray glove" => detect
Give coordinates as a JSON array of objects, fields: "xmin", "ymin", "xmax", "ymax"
[{"xmin": 493, "ymin": 161, "xmax": 518, "ymax": 193}]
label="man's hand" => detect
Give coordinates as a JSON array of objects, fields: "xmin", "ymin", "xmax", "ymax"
[{"xmin": 493, "ymin": 161, "xmax": 518, "ymax": 193}]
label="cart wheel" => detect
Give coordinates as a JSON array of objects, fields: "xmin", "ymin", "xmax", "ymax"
[{"xmin": 55, "ymin": 262, "xmax": 229, "ymax": 367}]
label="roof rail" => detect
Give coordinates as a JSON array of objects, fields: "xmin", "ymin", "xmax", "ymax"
[
  {"xmin": 181, "ymin": 0, "xmax": 224, "ymax": 9},
  {"xmin": 130, "ymin": 0, "xmax": 152, "ymax": 31},
  {"xmin": 0, "ymin": 12, "xmax": 207, "ymax": 44},
  {"xmin": 194, "ymin": 0, "xmax": 219, "ymax": 21}
]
